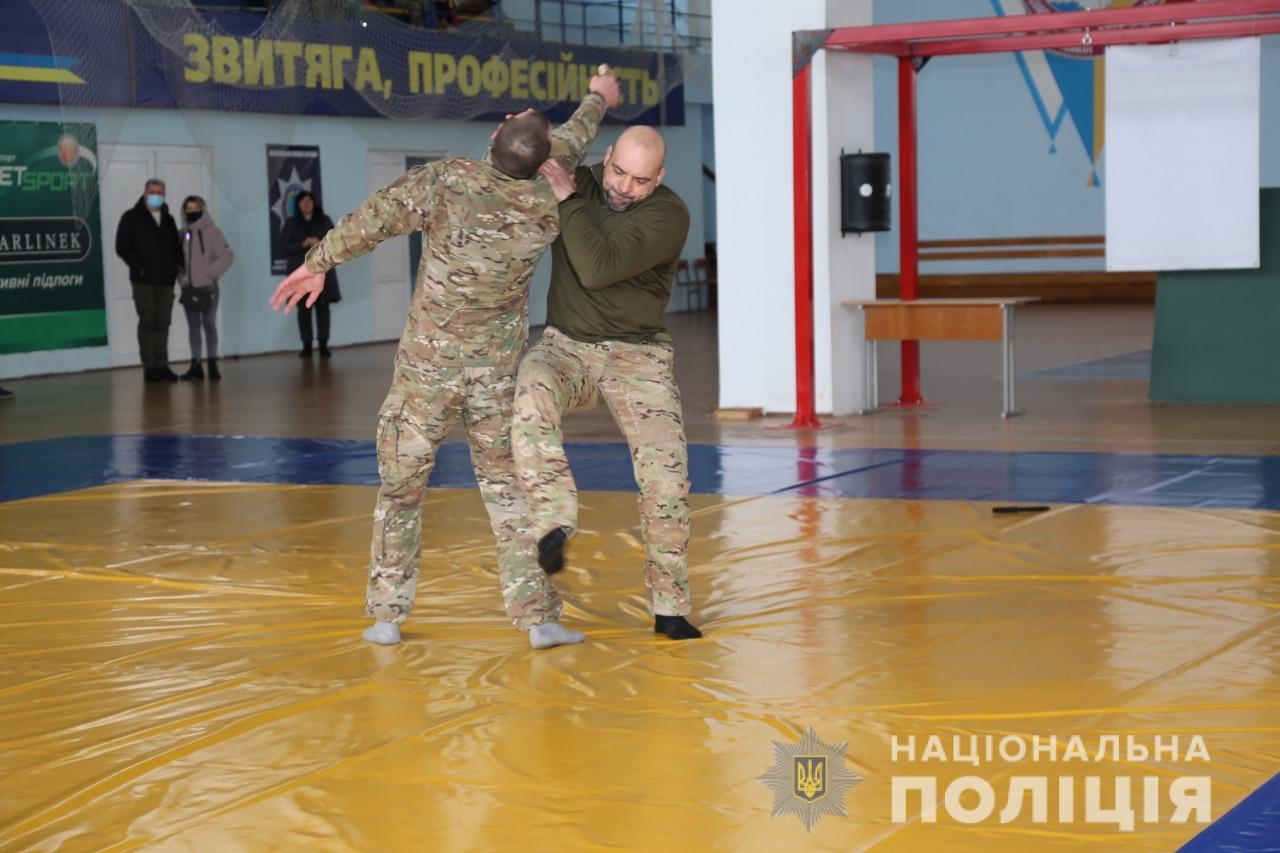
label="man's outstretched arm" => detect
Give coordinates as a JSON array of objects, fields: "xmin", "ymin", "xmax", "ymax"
[
  {"xmin": 549, "ymin": 70, "xmax": 622, "ymax": 173},
  {"xmin": 271, "ymin": 162, "xmax": 441, "ymax": 313},
  {"xmin": 304, "ymin": 161, "xmax": 440, "ymax": 274}
]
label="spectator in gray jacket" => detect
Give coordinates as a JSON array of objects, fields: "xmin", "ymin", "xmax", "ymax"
[{"xmin": 178, "ymin": 195, "xmax": 234, "ymax": 381}]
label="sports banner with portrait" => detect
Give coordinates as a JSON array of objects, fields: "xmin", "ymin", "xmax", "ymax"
[{"xmin": 0, "ymin": 121, "xmax": 106, "ymax": 354}]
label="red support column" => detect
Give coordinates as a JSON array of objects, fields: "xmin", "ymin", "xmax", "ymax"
[
  {"xmin": 896, "ymin": 56, "xmax": 925, "ymax": 406},
  {"xmin": 791, "ymin": 63, "xmax": 820, "ymax": 427}
]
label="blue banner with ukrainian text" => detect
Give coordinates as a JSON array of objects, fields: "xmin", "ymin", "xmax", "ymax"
[{"xmin": 0, "ymin": 0, "xmax": 684, "ymax": 126}]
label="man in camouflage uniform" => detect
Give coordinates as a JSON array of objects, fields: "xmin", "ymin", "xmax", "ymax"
[
  {"xmin": 514, "ymin": 125, "xmax": 702, "ymax": 641},
  {"xmin": 271, "ymin": 75, "xmax": 620, "ymax": 649}
]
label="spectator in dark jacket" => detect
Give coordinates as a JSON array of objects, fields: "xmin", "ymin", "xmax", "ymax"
[
  {"xmin": 280, "ymin": 191, "xmax": 341, "ymax": 358},
  {"xmin": 115, "ymin": 178, "xmax": 183, "ymax": 382}
]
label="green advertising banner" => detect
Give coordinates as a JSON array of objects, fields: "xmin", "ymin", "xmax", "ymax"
[{"xmin": 0, "ymin": 121, "xmax": 106, "ymax": 354}]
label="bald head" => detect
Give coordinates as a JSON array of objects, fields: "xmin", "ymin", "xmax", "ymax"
[
  {"xmin": 602, "ymin": 125, "xmax": 667, "ymax": 211},
  {"xmin": 616, "ymin": 126, "xmax": 666, "ymax": 165}
]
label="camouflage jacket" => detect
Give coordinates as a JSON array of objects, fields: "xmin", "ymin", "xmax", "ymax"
[{"xmin": 304, "ymin": 93, "xmax": 607, "ymax": 368}]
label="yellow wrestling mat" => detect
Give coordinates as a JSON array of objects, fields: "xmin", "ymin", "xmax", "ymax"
[{"xmin": 2, "ymin": 482, "xmax": 1279, "ymax": 851}]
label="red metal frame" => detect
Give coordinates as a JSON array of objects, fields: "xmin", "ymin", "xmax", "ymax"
[
  {"xmin": 825, "ymin": 0, "xmax": 1280, "ymax": 54},
  {"xmin": 890, "ymin": 16, "xmax": 1280, "ymax": 58},
  {"xmin": 791, "ymin": 64, "xmax": 819, "ymax": 428},
  {"xmin": 789, "ymin": 0, "xmax": 1280, "ymax": 423},
  {"xmin": 896, "ymin": 56, "xmax": 923, "ymax": 407}
]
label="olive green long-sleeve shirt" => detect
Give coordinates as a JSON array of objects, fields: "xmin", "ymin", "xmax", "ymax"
[{"xmin": 545, "ymin": 163, "xmax": 690, "ymax": 344}]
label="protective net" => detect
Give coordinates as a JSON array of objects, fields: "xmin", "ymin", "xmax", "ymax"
[
  {"xmin": 20, "ymin": 0, "xmax": 695, "ymax": 213},
  {"xmin": 29, "ymin": 0, "xmax": 688, "ymax": 120}
]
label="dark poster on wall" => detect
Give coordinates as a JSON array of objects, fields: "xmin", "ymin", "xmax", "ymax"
[{"xmin": 266, "ymin": 144, "xmax": 322, "ymax": 275}]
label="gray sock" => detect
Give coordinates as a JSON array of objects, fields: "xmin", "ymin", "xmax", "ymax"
[
  {"xmin": 529, "ymin": 622, "xmax": 585, "ymax": 650},
  {"xmin": 363, "ymin": 621, "xmax": 401, "ymax": 645}
]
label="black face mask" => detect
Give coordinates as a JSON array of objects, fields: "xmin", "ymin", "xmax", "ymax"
[{"xmin": 185, "ymin": 210, "xmax": 203, "ymax": 223}]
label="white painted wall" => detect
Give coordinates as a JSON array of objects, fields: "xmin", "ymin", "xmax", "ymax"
[
  {"xmin": 0, "ymin": 94, "xmax": 706, "ymax": 380},
  {"xmin": 813, "ymin": 42, "xmax": 875, "ymax": 415},
  {"xmin": 712, "ymin": 0, "xmax": 872, "ymax": 414}
]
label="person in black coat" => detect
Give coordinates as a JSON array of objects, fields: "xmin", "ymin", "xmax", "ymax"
[
  {"xmin": 279, "ymin": 191, "xmax": 341, "ymax": 357},
  {"xmin": 115, "ymin": 178, "xmax": 184, "ymax": 382}
]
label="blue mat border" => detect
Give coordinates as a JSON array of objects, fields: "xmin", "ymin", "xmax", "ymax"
[
  {"xmin": 4, "ymin": 434, "xmax": 1280, "ymax": 510},
  {"xmin": 1178, "ymin": 772, "xmax": 1280, "ymax": 853}
]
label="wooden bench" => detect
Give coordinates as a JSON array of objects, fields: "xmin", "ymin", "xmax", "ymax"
[
  {"xmin": 876, "ymin": 235, "xmax": 1157, "ymax": 303},
  {"xmin": 843, "ymin": 297, "xmax": 1040, "ymax": 417}
]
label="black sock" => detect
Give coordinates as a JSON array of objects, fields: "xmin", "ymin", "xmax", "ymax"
[
  {"xmin": 538, "ymin": 527, "xmax": 568, "ymax": 574},
  {"xmin": 655, "ymin": 614, "xmax": 702, "ymax": 640}
]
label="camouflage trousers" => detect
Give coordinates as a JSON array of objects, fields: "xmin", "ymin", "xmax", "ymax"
[
  {"xmin": 512, "ymin": 326, "xmax": 692, "ymax": 617},
  {"xmin": 368, "ymin": 361, "xmax": 562, "ymax": 631}
]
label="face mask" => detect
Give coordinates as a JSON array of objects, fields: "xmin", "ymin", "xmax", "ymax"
[
  {"xmin": 185, "ymin": 210, "xmax": 203, "ymax": 223},
  {"xmin": 146, "ymin": 194, "xmax": 164, "ymax": 209}
]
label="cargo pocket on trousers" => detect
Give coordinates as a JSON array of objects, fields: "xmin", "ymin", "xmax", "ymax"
[{"xmin": 375, "ymin": 388, "xmax": 408, "ymax": 469}]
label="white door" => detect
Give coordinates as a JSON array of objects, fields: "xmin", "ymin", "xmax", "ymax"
[
  {"xmin": 100, "ymin": 144, "xmax": 215, "ymax": 367},
  {"xmin": 366, "ymin": 149, "xmax": 440, "ymax": 341}
]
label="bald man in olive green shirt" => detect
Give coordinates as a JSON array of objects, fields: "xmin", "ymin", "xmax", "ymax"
[{"xmin": 513, "ymin": 126, "xmax": 702, "ymax": 641}]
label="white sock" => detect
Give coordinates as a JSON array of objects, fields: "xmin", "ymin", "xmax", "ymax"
[
  {"xmin": 529, "ymin": 622, "xmax": 585, "ymax": 650},
  {"xmin": 363, "ymin": 621, "xmax": 401, "ymax": 645}
]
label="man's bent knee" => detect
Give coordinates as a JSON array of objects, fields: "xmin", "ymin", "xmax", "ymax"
[{"xmin": 513, "ymin": 379, "xmax": 565, "ymax": 427}]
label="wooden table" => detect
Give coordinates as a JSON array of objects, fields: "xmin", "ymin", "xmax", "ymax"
[{"xmin": 843, "ymin": 297, "xmax": 1040, "ymax": 417}]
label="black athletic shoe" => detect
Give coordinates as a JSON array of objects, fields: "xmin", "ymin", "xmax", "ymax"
[
  {"xmin": 655, "ymin": 614, "xmax": 702, "ymax": 640},
  {"xmin": 538, "ymin": 527, "xmax": 568, "ymax": 574}
]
